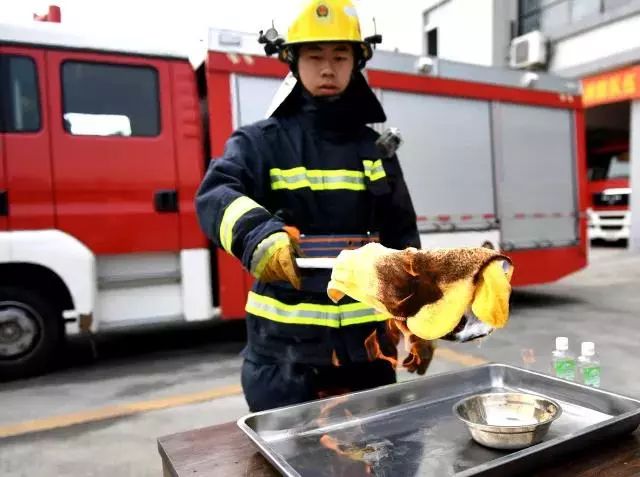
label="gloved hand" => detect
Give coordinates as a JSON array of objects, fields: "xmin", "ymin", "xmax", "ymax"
[
  {"xmin": 250, "ymin": 229, "xmax": 302, "ymax": 289},
  {"xmin": 402, "ymin": 334, "xmax": 435, "ymax": 375},
  {"xmin": 283, "ymin": 225, "xmax": 301, "ymax": 242},
  {"xmin": 387, "ymin": 319, "xmax": 434, "ymax": 376}
]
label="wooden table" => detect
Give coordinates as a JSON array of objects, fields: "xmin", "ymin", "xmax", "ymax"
[{"xmin": 158, "ymin": 421, "xmax": 640, "ymax": 477}]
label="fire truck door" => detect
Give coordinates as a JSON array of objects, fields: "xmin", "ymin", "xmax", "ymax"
[
  {"xmin": 492, "ymin": 103, "xmax": 578, "ymax": 250},
  {"xmin": 379, "ymin": 91, "xmax": 497, "ymax": 233},
  {"xmin": 46, "ymin": 51, "xmax": 180, "ymax": 254},
  {"xmin": 0, "ymin": 47, "xmax": 55, "ymax": 232}
]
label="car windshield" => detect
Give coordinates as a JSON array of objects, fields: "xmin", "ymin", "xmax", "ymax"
[{"xmin": 588, "ymin": 152, "xmax": 630, "ymax": 181}]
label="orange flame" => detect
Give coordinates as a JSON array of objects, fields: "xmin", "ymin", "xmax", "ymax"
[
  {"xmin": 364, "ymin": 330, "xmax": 398, "ymax": 368},
  {"xmin": 365, "ymin": 320, "xmax": 432, "ymax": 374},
  {"xmin": 320, "ymin": 434, "xmax": 343, "ymax": 453},
  {"xmin": 394, "ymin": 319, "xmax": 426, "ymax": 372},
  {"xmin": 315, "ymin": 394, "xmax": 348, "ymax": 427},
  {"xmin": 319, "ymin": 435, "xmax": 373, "ymax": 474},
  {"xmin": 331, "ymin": 349, "xmax": 341, "ymax": 367}
]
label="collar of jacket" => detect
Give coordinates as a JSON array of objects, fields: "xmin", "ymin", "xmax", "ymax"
[{"xmin": 272, "ymin": 72, "xmax": 387, "ymax": 129}]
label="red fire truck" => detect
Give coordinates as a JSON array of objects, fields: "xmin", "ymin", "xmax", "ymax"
[
  {"xmin": 587, "ymin": 136, "xmax": 631, "ymax": 243},
  {"xmin": 0, "ymin": 18, "xmax": 588, "ymax": 378}
]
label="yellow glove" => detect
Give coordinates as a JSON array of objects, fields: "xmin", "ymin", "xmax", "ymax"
[{"xmin": 250, "ymin": 231, "xmax": 301, "ymax": 289}]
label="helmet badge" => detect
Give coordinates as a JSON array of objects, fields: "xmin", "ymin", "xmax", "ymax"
[{"xmin": 316, "ymin": 4, "xmax": 329, "ymax": 18}]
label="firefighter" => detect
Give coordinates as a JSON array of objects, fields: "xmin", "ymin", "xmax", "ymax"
[{"xmin": 195, "ymin": 0, "xmax": 434, "ymax": 412}]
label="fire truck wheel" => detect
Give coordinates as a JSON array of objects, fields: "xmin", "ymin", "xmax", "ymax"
[{"xmin": 0, "ymin": 287, "xmax": 63, "ymax": 380}]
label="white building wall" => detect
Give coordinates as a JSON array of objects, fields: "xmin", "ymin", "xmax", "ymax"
[
  {"xmin": 423, "ymin": 0, "xmax": 496, "ymax": 65},
  {"xmin": 417, "ymin": 0, "xmax": 640, "ymax": 77},
  {"xmin": 550, "ymin": 12, "xmax": 640, "ymax": 75},
  {"xmin": 357, "ymin": 0, "xmax": 427, "ymax": 55}
]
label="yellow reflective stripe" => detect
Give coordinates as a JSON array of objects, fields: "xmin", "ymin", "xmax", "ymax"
[
  {"xmin": 273, "ymin": 167, "xmax": 364, "ymax": 179},
  {"xmin": 246, "ymin": 292, "xmax": 341, "ymax": 327},
  {"xmin": 251, "ymin": 232, "xmax": 289, "ymax": 278},
  {"xmin": 272, "ymin": 180, "xmax": 366, "ymax": 191},
  {"xmin": 270, "ymin": 168, "xmax": 366, "ymax": 191},
  {"xmin": 332, "ymin": 301, "xmax": 378, "ymax": 312},
  {"xmin": 245, "ymin": 292, "xmax": 386, "ymax": 327},
  {"xmin": 246, "ymin": 303, "xmax": 340, "ymax": 327},
  {"xmin": 219, "ymin": 196, "xmax": 263, "ymax": 253},
  {"xmin": 248, "ymin": 292, "xmax": 340, "ymax": 313},
  {"xmin": 368, "ymin": 170, "xmax": 386, "ymax": 182},
  {"xmin": 269, "ymin": 163, "xmax": 386, "ymax": 191},
  {"xmin": 271, "ymin": 167, "xmax": 307, "ymax": 178},
  {"xmin": 341, "ymin": 313, "xmax": 389, "ymax": 326},
  {"xmin": 363, "ymin": 159, "xmax": 386, "ymax": 182}
]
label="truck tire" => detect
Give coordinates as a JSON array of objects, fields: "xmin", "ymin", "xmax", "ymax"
[{"xmin": 0, "ymin": 287, "xmax": 62, "ymax": 380}]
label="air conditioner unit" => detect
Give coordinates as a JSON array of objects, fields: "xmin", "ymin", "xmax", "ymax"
[{"xmin": 509, "ymin": 30, "xmax": 548, "ymax": 69}]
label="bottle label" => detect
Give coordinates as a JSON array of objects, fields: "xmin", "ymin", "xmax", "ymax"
[
  {"xmin": 582, "ymin": 366, "xmax": 601, "ymax": 388},
  {"xmin": 554, "ymin": 358, "xmax": 576, "ymax": 381}
]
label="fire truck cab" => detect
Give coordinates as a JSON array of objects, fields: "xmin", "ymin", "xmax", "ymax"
[
  {"xmin": 0, "ymin": 21, "xmax": 587, "ymax": 379},
  {"xmin": 587, "ymin": 135, "xmax": 631, "ymax": 243}
]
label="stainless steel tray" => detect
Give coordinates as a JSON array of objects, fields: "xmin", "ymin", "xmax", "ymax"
[{"xmin": 237, "ymin": 363, "xmax": 640, "ymax": 476}]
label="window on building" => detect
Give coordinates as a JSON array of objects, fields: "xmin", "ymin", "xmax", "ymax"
[
  {"xmin": 520, "ymin": 0, "xmax": 543, "ymax": 17},
  {"xmin": 61, "ymin": 61, "xmax": 160, "ymax": 137},
  {"xmin": 519, "ymin": 13, "xmax": 541, "ymax": 35},
  {"xmin": 426, "ymin": 28, "xmax": 438, "ymax": 57},
  {"xmin": 571, "ymin": 0, "xmax": 601, "ymax": 21},
  {"xmin": 0, "ymin": 55, "xmax": 41, "ymax": 133},
  {"xmin": 518, "ymin": 0, "xmax": 607, "ymax": 35},
  {"xmin": 603, "ymin": 0, "xmax": 634, "ymax": 11},
  {"xmin": 540, "ymin": 1, "xmax": 571, "ymax": 30}
]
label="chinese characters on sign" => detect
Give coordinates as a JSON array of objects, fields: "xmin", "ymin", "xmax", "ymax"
[{"xmin": 582, "ymin": 66, "xmax": 639, "ymax": 108}]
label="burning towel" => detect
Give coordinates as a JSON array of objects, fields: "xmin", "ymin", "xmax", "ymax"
[{"xmin": 327, "ymin": 243, "xmax": 514, "ymax": 341}]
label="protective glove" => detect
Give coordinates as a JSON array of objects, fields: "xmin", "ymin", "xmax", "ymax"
[
  {"xmin": 250, "ymin": 229, "xmax": 302, "ymax": 289},
  {"xmin": 402, "ymin": 334, "xmax": 435, "ymax": 375},
  {"xmin": 387, "ymin": 319, "xmax": 435, "ymax": 376}
]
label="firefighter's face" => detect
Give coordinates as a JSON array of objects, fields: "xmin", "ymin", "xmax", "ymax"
[{"xmin": 297, "ymin": 43, "xmax": 354, "ymax": 97}]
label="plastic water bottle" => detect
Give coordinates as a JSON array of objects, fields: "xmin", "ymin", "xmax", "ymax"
[
  {"xmin": 551, "ymin": 337, "xmax": 576, "ymax": 381},
  {"xmin": 578, "ymin": 341, "xmax": 601, "ymax": 388}
]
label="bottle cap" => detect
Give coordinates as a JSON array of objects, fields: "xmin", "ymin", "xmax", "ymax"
[
  {"xmin": 581, "ymin": 341, "xmax": 595, "ymax": 356},
  {"xmin": 555, "ymin": 337, "xmax": 568, "ymax": 351}
]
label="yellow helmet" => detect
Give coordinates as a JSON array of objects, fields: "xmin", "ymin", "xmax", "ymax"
[
  {"xmin": 259, "ymin": 0, "xmax": 381, "ymax": 69},
  {"xmin": 287, "ymin": 0, "xmax": 363, "ymax": 45}
]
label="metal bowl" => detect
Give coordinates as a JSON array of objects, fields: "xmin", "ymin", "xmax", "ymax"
[{"xmin": 453, "ymin": 392, "xmax": 562, "ymax": 450}]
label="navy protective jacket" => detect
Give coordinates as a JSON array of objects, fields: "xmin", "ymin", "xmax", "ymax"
[{"xmin": 196, "ymin": 76, "xmax": 420, "ymax": 366}]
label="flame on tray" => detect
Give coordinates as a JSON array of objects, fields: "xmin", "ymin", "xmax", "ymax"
[
  {"xmin": 365, "ymin": 319, "xmax": 430, "ymax": 373},
  {"xmin": 320, "ymin": 435, "xmax": 373, "ymax": 474}
]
